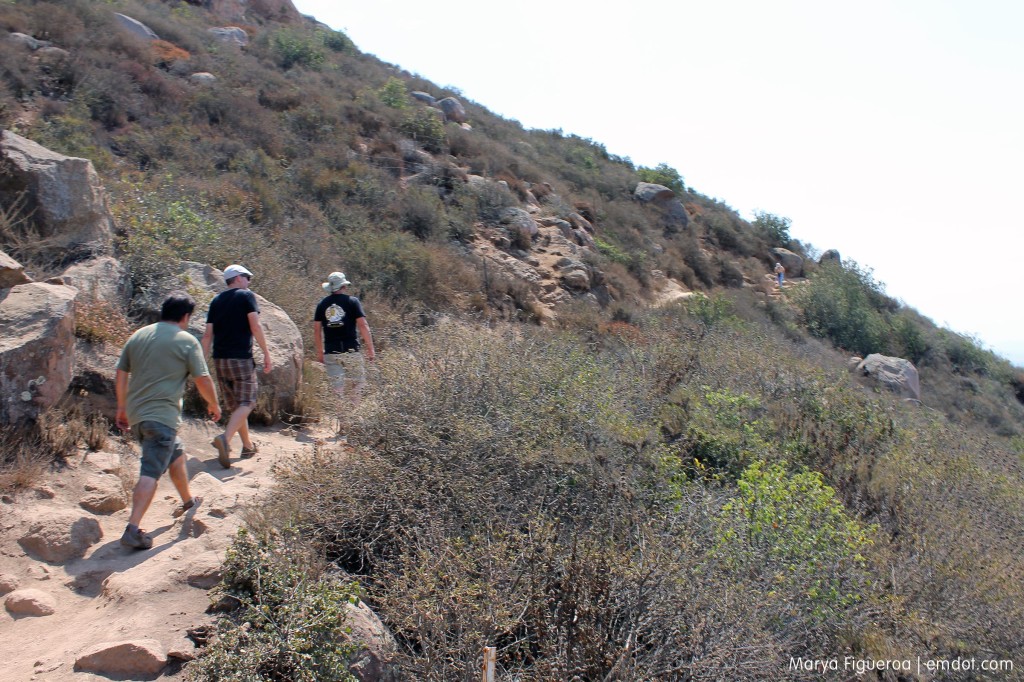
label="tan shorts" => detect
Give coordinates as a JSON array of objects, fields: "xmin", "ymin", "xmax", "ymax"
[{"xmin": 324, "ymin": 352, "xmax": 365, "ymax": 395}]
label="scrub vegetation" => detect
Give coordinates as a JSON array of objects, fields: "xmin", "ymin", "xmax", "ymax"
[{"xmin": 2, "ymin": 1, "xmax": 1023, "ymax": 679}]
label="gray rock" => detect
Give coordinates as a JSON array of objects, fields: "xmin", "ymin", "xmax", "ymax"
[
  {"xmin": 345, "ymin": 600, "xmax": 401, "ymax": 682},
  {"xmin": 437, "ymin": 97, "xmax": 467, "ymax": 123},
  {"xmin": 819, "ymin": 249, "xmax": 841, "ymax": 266},
  {"xmin": 74, "ymin": 639, "xmax": 167, "ymax": 677},
  {"xmin": 18, "ymin": 510, "xmax": 103, "ymax": 563},
  {"xmin": 189, "ymin": 72, "xmax": 217, "ymax": 84},
  {"xmin": 113, "ymin": 13, "xmax": 159, "ymax": 41},
  {"xmin": 856, "ymin": 354, "xmax": 921, "ymax": 401},
  {"xmin": 499, "ymin": 207, "xmax": 539, "ymax": 237},
  {"xmin": 5, "ymin": 588, "xmax": 56, "ymax": 617},
  {"xmin": 0, "ymin": 131, "xmax": 116, "ymax": 259},
  {"xmin": 0, "ymin": 250, "xmax": 31, "ymax": 289},
  {"xmin": 7, "ymin": 32, "xmax": 43, "ymax": 50},
  {"xmin": 633, "ymin": 183, "xmax": 688, "ymax": 230},
  {"xmin": 70, "ymin": 338, "xmax": 121, "ymax": 421},
  {"xmin": 770, "ymin": 247, "xmax": 804, "ymax": 278},
  {"xmin": 633, "ymin": 182, "xmax": 677, "ymax": 203},
  {"xmin": 0, "ymin": 282, "xmax": 78, "ymax": 425},
  {"xmin": 60, "ymin": 256, "xmax": 131, "ymax": 306},
  {"xmin": 560, "ymin": 269, "xmax": 591, "ymax": 290},
  {"xmin": 207, "ymin": 26, "xmax": 248, "ymax": 46},
  {"xmin": 411, "ymin": 91, "xmax": 436, "ymax": 105}
]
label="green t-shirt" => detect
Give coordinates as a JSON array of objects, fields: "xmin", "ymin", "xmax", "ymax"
[{"xmin": 116, "ymin": 321, "xmax": 209, "ymax": 429}]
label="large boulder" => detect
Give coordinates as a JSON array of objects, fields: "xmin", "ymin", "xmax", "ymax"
[
  {"xmin": 207, "ymin": 26, "xmax": 248, "ymax": 46},
  {"xmin": 0, "ymin": 131, "xmax": 115, "ymax": 260},
  {"xmin": 161, "ymin": 262, "xmax": 304, "ymax": 418},
  {"xmin": 633, "ymin": 182, "xmax": 689, "ymax": 230},
  {"xmin": 437, "ymin": 97, "xmax": 467, "ymax": 123},
  {"xmin": 0, "ymin": 250, "xmax": 31, "ymax": 289},
  {"xmin": 60, "ymin": 255, "xmax": 132, "ymax": 307},
  {"xmin": 74, "ymin": 639, "xmax": 167, "ymax": 677},
  {"xmin": 69, "ymin": 338, "xmax": 121, "ymax": 421},
  {"xmin": 499, "ymin": 207, "xmax": 539, "ymax": 238},
  {"xmin": 770, "ymin": 247, "xmax": 804, "ymax": 278},
  {"xmin": 17, "ymin": 510, "xmax": 103, "ymax": 563},
  {"xmin": 819, "ymin": 249, "xmax": 842, "ymax": 266},
  {"xmin": 0, "ymin": 282, "xmax": 78, "ymax": 425},
  {"xmin": 113, "ymin": 13, "xmax": 159, "ymax": 41},
  {"xmin": 856, "ymin": 354, "xmax": 921, "ymax": 401}
]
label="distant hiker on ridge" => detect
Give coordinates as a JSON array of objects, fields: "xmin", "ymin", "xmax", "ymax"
[
  {"xmin": 115, "ymin": 292, "xmax": 220, "ymax": 550},
  {"xmin": 202, "ymin": 264, "xmax": 271, "ymax": 468},
  {"xmin": 314, "ymin": 271, "xmax": 375, "ymax": 417}
]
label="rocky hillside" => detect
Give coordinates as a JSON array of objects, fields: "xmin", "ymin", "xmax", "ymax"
[{"xmin": 3, "ymin": 1, "xmax": 1024, "ymax": 680}]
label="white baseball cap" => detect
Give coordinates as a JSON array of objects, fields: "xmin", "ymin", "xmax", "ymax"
[{"xmin": 223, "ymin": 264, "xmax": 253, "ymax": 281}]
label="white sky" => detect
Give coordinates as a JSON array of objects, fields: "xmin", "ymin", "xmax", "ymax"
[{"xmin": 293, "ymin": 0, "xmax": 1024, "ymax": 366}]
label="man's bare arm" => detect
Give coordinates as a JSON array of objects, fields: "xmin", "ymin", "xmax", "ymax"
[{"xmin": 248, "ymin": 311, "xmax": 272, "ymax": 373}]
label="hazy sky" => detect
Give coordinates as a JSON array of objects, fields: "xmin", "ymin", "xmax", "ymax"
[{"xmin": 292, "ymin": 0, "xmax": 1024, "ymax": 366}]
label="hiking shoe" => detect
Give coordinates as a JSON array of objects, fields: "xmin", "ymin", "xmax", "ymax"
[
  {"xmin": 120, "ymin": 524, "xmax": 153, "ymax": 550},
  {"xmin": 240, "ymin": 445, "xmax": 258, "ymax": 459},
  {"xmin": 172, "ymin": 495, "xmax": 202, "ymax": 519},
  {"xmin": 212, "ymin": 434, "xmax": 230, "ymax": 468}
]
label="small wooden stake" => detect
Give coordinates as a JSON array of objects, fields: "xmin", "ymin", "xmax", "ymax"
[{"xmin": 482, "ymin": 645, "xmax": 496, "ymax": 682}]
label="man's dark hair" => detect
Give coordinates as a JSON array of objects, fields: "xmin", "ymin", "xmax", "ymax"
[{"xmin": 160, "ymin": 292, "xmax": 196, "ymax": 322}]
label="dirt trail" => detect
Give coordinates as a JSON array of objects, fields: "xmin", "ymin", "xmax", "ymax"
[{"xmin": 0, "ymin": 420, "xmax": 334, "ymax": 681}]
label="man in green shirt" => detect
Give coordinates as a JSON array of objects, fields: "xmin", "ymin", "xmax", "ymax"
[{"xmin": 115, "ymin": 293, "xmax": 221, "ymax": 549}]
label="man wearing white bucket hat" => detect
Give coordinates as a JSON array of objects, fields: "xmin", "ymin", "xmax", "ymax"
[{"xmin": 314, "ymin": 272, "xmax": 375, "ymax": 411}]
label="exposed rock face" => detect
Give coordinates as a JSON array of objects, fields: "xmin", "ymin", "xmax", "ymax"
[
  {"xmin": 770, "ymin": 247, "xmax": 804, "ymax": 278},
  {"xmin": 0, "ymin": 282, "xmax": 78, "ymax": 425},
  {"xmin": 437, "ymin": 97, "xmax": 467, "ymax": 123},
  {"xmin": 633, "ymin": 182, "xmax": 689, "ymax": 230},
  {"xmin": 113, "ymin": 13, "xmax": 159, "ymax": 41},
  {"xmin": 61, "ymin": 255, "xmax": 132, "ymax": 307},
  {"xmin": 7, "ymin": 32, "xmax": 47, "ymax": 50},
  {"xmin": 70, "ymin": 338, "xmax": 121, "ymax": 421},
  {"xmin": 0, "ymin": 131, "xmax": 115, "ymax": 260},
  {"xmin": 165, "ymin": 262, "xmax": 304, "ymax": 418},
  {"xmin": 411, "ymin": 91, "xmax": 436, "ymax": 105},
  {"xmin": 17, "ymin": 510, "xmax": 103, "ymax": 563},
  {"xmin": 819, "ymin": 249, "xmax": 842, "ymax": 266},
  {"xmin": 0, "ymin": 250, "xmax": 31, "ymax": 289},
  {"xmin": 5, "ymin": 588, "xmax": 57, "ymax": 617},
  {"xmin": 208, "ymin": 26, "xmax": 248, "ymax": 45},
  {"xmin": 856, "ymin": 354, "xmax": 921, "ymax": 401},
  {"xmin": 74, "ymin": 639, "xmax": 167, "ymax": 677},
  {"xmin": 189, "ymin": 72, "xmax": 217, "ymax": 84},
  {"xmin": 0, "ymin": 573, "xmax": 20, "ymax": 594}
]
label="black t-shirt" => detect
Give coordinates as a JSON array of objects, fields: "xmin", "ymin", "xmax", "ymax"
[
  {"xmin": 206, "ymin": 288, "xmax": 259, "ymax": 359},
  {"xmin": 314, "ymin": 293, "xmax": 365, "ymax": 354}
]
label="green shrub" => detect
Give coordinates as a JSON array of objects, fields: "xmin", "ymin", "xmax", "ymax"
[
  {"xmin": 637, "ymin": 162, "xmax": 684, "ymax": 193},
  {"xmin": 752, "ymin": 210, "xmax": 792, "ymax": 247},
  {"xmin": 398, "ymin": 108, "xmax": 446, "ymax": 153},
  {"xmin": 271, "ymin": 29, "xmax": 326, "ymax": 70},
  {"xmin": 187, "ymin": 529, "xmax": 359, "ymax": 682},
  {"xmin": 377, "ymin": 76, "xmax": 407, "ymax": 109},
  {"xmin": 716, "ymin": 460, "xmax": 875, "ymax": 613}
]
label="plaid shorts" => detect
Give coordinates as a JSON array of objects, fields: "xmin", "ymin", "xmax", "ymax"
[{"xmin": 213, "ymin": 357, "xmax": 259, "ymax": 412}]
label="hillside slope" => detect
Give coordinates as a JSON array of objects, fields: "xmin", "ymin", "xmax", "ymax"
[{"xmin": 2, "ymin": 1, "xmax": 1024, "ymax": 679}]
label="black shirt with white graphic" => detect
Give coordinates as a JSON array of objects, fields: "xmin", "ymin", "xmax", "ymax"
[{"xmin": 314, "ymin": 293, "xmax": 365, "ymax": 353}]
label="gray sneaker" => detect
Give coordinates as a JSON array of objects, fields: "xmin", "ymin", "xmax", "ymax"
[
  {"xmin": 120, "ymin": 524, "xmax": 153, "ymax": 550},
  {"xmin": 212, "ymin": 434, "xmax": 230, "ymax": 468}
]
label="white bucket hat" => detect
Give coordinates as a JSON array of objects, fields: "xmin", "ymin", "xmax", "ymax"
[
  {"xmin": 223, "ymin": 264, "xmax": 253, "ymax": 281},
  {"xmin": 322, "ymin": 271, "xmax": 351, "ymax": 292}
]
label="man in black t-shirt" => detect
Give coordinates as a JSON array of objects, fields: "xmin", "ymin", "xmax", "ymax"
[
  {"xmin": 202, "ymin": 264, "xmax": 271, "ymax": 468},
  {"xmin": 314, "ymin": 271, "xmax": 375, "ymax": 410}
]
